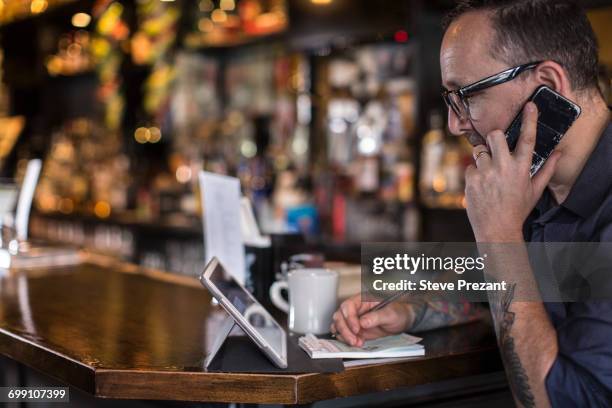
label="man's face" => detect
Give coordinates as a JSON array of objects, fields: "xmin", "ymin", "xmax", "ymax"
[{"xmin": 440, "ymin": 11, "xmax": 534, "ymax": 146}]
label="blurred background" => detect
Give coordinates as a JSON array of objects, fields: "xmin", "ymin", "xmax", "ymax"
[{"xmin": 0, "ymin": 0, "xmax": 610, "ymax": 276}]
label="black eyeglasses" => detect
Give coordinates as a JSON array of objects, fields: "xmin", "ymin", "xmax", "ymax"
[{"xmin": 442, "ymin": 61, "xmax": 542, "ymax": 121}]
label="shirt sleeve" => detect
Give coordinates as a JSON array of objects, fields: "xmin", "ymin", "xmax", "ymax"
[{"xmin": 545, "ymin": 302, "xmax": 612, "ymax": 407}]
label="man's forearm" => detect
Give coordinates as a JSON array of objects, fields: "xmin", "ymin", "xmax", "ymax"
[
  {"xmin": 485, "ymin": 242, "xmax": 558, "ymax": 408},
  {"xmin": 409, "ymin": 299, "xmax": 489, "ymax": 333}
]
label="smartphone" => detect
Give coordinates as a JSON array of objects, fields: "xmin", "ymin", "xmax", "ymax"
[{"xmin": 505, "ymin": 85, "xmax": 581, "ymax": 176}]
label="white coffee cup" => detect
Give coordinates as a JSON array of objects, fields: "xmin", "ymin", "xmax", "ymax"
[{"xmin": 269, "ymin": 268, "xmax": 338, "ymax": 335}]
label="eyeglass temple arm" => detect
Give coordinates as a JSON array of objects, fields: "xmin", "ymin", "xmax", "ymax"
[{"xmin": 460, "ymin": 63, "xmax": 540, "ymax": 96}]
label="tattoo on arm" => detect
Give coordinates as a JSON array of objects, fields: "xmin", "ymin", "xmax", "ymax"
[
  {"xmin": 489, "ymin": 283, "xmax": 536, "ymax": 408},
  {"xmin": 410, "ymin": 300, "xmax": 485, "ymax": 332}
]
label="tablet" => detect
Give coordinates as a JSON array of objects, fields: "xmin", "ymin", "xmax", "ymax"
[{"xmin": 199, "ymin": 257, "xmax": 288, "ymax": 368}]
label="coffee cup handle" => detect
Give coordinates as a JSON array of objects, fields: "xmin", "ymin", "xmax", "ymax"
[
  {"xmin": 269, "ymin": 281, "xmax": 289, "ymax": 313},
  {"xmin": 243, "ymin": 304, "xmax": 273, "ymax": 326}
]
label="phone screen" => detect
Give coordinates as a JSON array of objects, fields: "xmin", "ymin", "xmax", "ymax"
[{"xmin": 505, "ymin": 86, "xmax": 580, "ymax": 175}]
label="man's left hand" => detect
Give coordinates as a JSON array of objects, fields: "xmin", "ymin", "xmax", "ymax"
[{"xmin": 465, "ymin": 102, "xmax": 561, "ymax": 242}]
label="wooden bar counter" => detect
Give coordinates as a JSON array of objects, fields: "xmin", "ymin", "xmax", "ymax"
[{"xmin": 0, "ymin": 259, "xmax": 504, "ymax": 404}]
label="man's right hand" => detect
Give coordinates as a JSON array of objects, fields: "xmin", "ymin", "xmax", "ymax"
[{"xmin": 330, "ymin": 293, "xmax": 416, "ymax": 347}]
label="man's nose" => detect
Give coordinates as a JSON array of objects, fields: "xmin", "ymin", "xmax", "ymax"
[{"xmin": 447, "ymin": 108, "xmax": 472, "ymax": 136}]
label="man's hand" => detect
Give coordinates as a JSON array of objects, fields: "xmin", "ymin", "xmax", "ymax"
[
  {"xmin": 465, "ymin": 102, "xmax": 561, "ymax": 242},
  {"xmin": 330, "ymin": 294, "xmax": 414, "ymax": 347}
]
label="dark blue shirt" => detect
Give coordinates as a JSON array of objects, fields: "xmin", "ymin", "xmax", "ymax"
[{"xmin": 524, "ymin": 121, "xmax": 612, "ymax": 407}]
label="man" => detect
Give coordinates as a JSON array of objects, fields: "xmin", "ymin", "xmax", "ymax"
[{"xmin": 331, "ymin": 1, "xmax": 612, "ymax": 406}]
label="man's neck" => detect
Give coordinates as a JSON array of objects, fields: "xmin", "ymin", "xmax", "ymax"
[{"xmin": 547, "ymin": 94, "xmax": 610, "ymax": 205}]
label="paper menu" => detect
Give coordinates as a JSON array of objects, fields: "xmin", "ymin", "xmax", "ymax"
[{"xmin": 199, "ymin": 171, "xmax": 246, "ymax": 283}]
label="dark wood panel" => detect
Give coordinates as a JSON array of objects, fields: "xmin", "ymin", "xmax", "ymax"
[
  {"xmin": 0, "ymin": 329, "xmax": 95, "ymax": 393},
  {"xmin": 0, "ymin": 261, "xmax": 502, "ymax": 404},
  {"xmin": 95, "ymin": 370, "xmax": 299, "ymax": 404}
]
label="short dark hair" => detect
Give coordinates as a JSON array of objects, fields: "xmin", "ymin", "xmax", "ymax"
[{"xmin": 443, "ymin": 0, "xmax": 599, "ymax": 90}]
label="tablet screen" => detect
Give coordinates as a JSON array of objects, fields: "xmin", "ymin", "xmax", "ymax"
[{"xmin": 208, "ymin": 262, "xmax": 285, "ymax": 359}]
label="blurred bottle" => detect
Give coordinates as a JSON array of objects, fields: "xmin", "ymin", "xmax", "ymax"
[
  {"xmin": 395, "ymin": 146, "xmax": 414, "ymax": 203},
  {"xmin": 438, "ymin": 140, "xmax": 463, "ymax": 208},
  {"xmin": 420, "ymin": 111, "xmax": 445, "ymax": 207}
]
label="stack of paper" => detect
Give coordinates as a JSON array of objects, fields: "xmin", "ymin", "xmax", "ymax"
[{"xmin": 298, "ymin": 333, "xmax": 425, "ymax": 359}]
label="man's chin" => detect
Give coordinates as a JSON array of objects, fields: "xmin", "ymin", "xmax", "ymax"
[{"xmin": 465, "ymin": 133, "xmax": 487, "ymax": 147}]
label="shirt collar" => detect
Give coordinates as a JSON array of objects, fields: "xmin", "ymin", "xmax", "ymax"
[{"xmin": 561, "ymin": 120, "xmax": 612, "ymax": 218}]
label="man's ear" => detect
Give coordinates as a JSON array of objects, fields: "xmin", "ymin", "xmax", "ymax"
[{"xmin": 533, "ymin": 60, "xmax": 573, "ymax": 97}]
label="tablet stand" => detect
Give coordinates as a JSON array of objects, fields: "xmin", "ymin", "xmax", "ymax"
[{"xmin": 204, "ymin": 311, "xmax": 237, "ymax": 369}]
